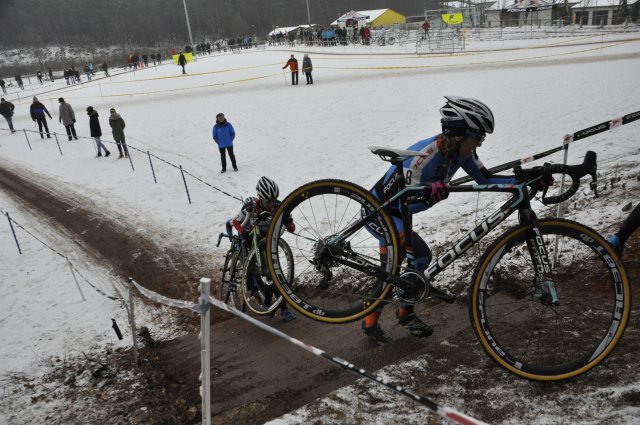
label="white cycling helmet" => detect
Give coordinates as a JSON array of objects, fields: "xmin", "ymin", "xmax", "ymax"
[
  {"xmin": 256, "ymin": 176, "xmax": 279, "ymax": 203},
  {"xmin": 440, "ymin": 96, "xmax": 495, "ymax": 136}
]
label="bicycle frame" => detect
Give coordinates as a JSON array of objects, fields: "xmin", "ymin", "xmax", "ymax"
[{"xmin": 329, "ymin": 162, "xmax": 553, "ymax": 294}]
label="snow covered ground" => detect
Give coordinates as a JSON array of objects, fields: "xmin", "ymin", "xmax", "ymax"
[{"xmin": 0, "ymin": 32, "xmax": 639, "ymax": 424}]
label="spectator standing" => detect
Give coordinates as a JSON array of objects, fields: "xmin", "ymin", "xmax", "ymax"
[
  {"xmin": 48, "ymin": 67, "xmax": 54, "ymax": 81},
  {"xmin": 302, "ymin": 54, "xmax": 313, "ymax": 85},
  {"xmin": 0, "ymin": 79, "xmax": 6, "ymax": 94},
  {"xmin": 63, "ymin": 69, "xmax": 70, "ymax": 85},
  {"xmin": 151, "ymin": 54, "xmax": 156, "ymax": 66},
  {"xmin": 58, "ymin": 98, "xmax": 78, "ymax": 141},
  {"xmin": 363, "ymin": 26, "xmax": 371, "ymax": 45},
  {"xmin": 379, "ymin": 26, "xmax": 387, "ymax": 46},
  {"xmin": 178, "ymin": 52, "xmax": 187, "ymax": 74},
  {"xmin": 36, "ymin": 71, "xmax": 43, "ymax": 84},
  {"xmin": 101, "ymin": 62, "xmax": 109, "ymax": 77},
  {"xmin": 84, "ymin": 64, "xmax": 92, "ymax": 81},
  {"xmin": 88, "ymin": 62, "xmax": 95, "ymax": 76},
  {"xmin": 156, "ymin": 52, "xmax": 162, "ymax": 64},
  {"xmin": 30, "ymin": 96, "xmax": 52, "ymax": 138},
  {"xmin": 282, "ymin": 54, "xmax": 299, "ymax": 85},
  {"xmin": 15, "ymin": 75, "xmax": 24, "ymax": 90},
  {"xmin": 422, "ymin": 19, "xmax": 431, "ymax": 39},
  {"xmin": 143, "ymin": 54, "xmax": 149, "ymax": 67},
  {"xmin": 0, "ymin": 98, "xmax": 16, "ymax": 133},
  {"xmin": 212, "ymin": 112, "xmax": 237, "ymax": 173},
  {"xmin": 86, "ymin": 106, "xmax": 111, "ymax": 157},
  {"xmin": 108, "ymin": 107, "xmax": 129, "ymax": 158}
]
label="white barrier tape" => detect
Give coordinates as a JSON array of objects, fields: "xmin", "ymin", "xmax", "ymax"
[
  {"xmin": 130, "ymin": 279, "xmax": 203, "ymax": 313},
  {"xmin": 204, "ymin": 292, "xmax": 489, "ymax": 425}
]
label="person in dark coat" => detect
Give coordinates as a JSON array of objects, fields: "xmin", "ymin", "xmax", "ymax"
[
  {"xmin": 30, "ymin": 96, "xmax": 52, "ymax": 138},
  {"xmin": 86, "ymin": 106, "xmax": 110, "ymax": 157},
  {"xmin": 36, "ymin": 71, "xmax": 43, "ymax": 84},
  {"xmin": 178, "ymin": 52, "xmax": 187, "ymax": 74},
  {"xmin": 0, "ymin": 98, "xmax": 16, "ymax": 133},
  {"xmin": 0, "ymin": 79, "xmax": 6, "ymax": 94},
  {"xmin": 108, "ymin": 107, "xmax": 129, "ymax": 158},
  {"xmin": 58, "ymin": 97, "xmax": 78, "ymax": 140},
  {"xmin": 15, "ymin": 75, "xmax": 24, "ymax": 90},
  {"xmin": 48, "ymin": 68, "xmax": 54, "ymax": 81},
  {"xmin": 101, "ymin": 62, "xmax": 109, "ymax": 77},
  {"xmin": 212, "ymin": 112, "xmax": 237, "ymax": 173},
  {"xmin": 302, "ymin": 54, "xmax": 313, "ymax": 85},
  {"xmin": 282, "ymin": 54, "xmax": 298, "ymax": 85}
]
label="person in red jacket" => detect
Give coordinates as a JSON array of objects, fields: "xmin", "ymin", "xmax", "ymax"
[
  {"xmin": 421, "ymin": 19, "xmax": 431, "ymax": 39},
  {"xmin": 282, "ymin": 54, "xmax": 298, "ymax": 85}
]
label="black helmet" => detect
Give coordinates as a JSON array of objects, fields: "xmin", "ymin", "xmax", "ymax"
[{"xmin": 440, "ymin": 96, "xmax": 495, "ymax": 137}]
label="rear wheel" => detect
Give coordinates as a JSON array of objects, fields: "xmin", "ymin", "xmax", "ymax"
[
  {"xmin": 266, "ymin": 179, "xmax": 400, "ymax": 323},
  {"xmin": 469, "ymin": 219, "xmax": 630, "ymax": 381}
]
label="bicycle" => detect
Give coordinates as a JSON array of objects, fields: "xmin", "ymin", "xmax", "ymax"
[
  {"xmin": 217, "ymin": 213, "xmax": 295, "ymax": 316},
  {"xmin": 266, "ymin": 147, "xmax": 630, "ymax": 381}
]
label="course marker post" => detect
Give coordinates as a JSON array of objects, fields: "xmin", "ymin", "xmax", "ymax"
[
  {"xmin": 6, "ymin": 212, "xmax": 22, "ymax": 254},
  {"xmin": 147, "ymin": 151, "xmax": 157, "ymax": 183},
  {"xmin": 199, "ymin": 278, "xmax": 212, "ymax": 425},
  {"xmin": 54, "ymin": 133, "xmax": 63, "ymax": 156},
  {"xmin": 180, "ymin": 165, "xmax": 192, "ymax": 204},
  {"xmin": 23, "ymin": 129, "xmax": 32, "ymax": 151}
]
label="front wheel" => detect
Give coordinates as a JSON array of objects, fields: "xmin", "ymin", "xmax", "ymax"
[
  {"xmin": 266, "ymin": 179, "xmax": 400, "ymax": 323},
  {"xmin": 241, "ymin": 241, "xmax": 293, "ymax": 315},
  {"xmin": 219, "ymin": 250, "xmax": 245, "ymax": 311},
  {"xmin": 469, "ymin": 219, "xmax": 630, "ymax": 381}
]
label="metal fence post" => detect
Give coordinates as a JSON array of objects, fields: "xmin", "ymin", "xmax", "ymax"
[
  {"xmin": 127, "ymin": 150, "xmax": 135, "ymax": 171},
  {"xmin": 199, "ymin": 278, "xmax": 212, "ymax": 425},
  {"xmin": 23, "ymin": 129, "xmax": 32, "ymax": 151},
  {"xmin": 180, "ymin": 165, "xmax": 192, "ymax": 204},
  {"xmin": 147, "ymin": 151, "xmax": 157, "ymax": 183},
  {"xmin": 66, "ymin": 256, "xmax": 86, "ymax": 301},
  {"xmin": 6, "ymin": 212, "xmax": 22, "ymax": 254},
  {"xmin": 127, "ymin": 277, "xmax": 139, "ymax": 365},
  {"xmin": 54, "ymin": 133, "xmax": 63, "ymax": 156}
]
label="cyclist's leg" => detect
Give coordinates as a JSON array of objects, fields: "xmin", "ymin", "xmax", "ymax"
[
  {"xmin": 396, "ymin": 230, "xmax": 434, "ymax": 337},
  {"xmin": 362, "ymin": 214, "xmax": 403, "ymax": 343}
]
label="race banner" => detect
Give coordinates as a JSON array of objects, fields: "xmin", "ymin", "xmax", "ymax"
[
  {"xmin": 172, "ymin": 52, "xmax": 193, "ymax": 64},
  {"xmin": 442, "ymin": 13, "xmax": 464, "ymax": 24}
]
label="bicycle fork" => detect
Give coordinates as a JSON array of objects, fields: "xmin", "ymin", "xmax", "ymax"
[{"xmin": 523, "ymin": 216, "xmax": 559, "ymax": 306}]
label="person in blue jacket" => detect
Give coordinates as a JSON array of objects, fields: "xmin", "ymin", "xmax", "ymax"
[
  {"xmin": 362, "ymin": 96, "xmax": 552, "ymax": 344},
  {"xmin": 212, "ymin": 112, "xmax": 237, "ymax": 173}
]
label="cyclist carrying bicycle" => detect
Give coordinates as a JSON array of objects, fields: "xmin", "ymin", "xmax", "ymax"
[
  {"xmin": 362, "ymin": 96, "xmax": 552, "ymax": 344},
  {"xmin": 230, "ymin": 176, "xmax": 298, "ymax": 322}
]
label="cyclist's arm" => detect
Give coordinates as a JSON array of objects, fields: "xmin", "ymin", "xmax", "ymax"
[{"xmin": 462, "ymin": 153, "xmax": 515, "ymax": 185}]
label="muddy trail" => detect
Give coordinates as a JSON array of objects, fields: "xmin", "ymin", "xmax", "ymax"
[
  {"xmin": 0, "ymin": 165, "xmax": 464, "ymax": 424},
  {"xmin": 2, "ymin": 164, "xmax": 639, "ymax": 425}
]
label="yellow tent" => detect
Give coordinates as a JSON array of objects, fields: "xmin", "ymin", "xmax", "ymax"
[{"xmin": 332, "ymin": 9, "xmax": 407, "ymax": 27}]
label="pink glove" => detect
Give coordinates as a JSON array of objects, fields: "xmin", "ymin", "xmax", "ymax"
[{"xmin": 429, "ymin": 182, "xmax": 450, "ymax": 203}]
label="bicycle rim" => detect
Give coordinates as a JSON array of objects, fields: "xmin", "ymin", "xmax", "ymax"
[
  {"xmin": 225, "ymin": 251, "xmax": 245, "ymax": 311},
  {"xmin": 470, "ymin": 219, "xmax": 630, "ymax": 381},
  {"xmin": 266, "ymin": 179, "xmax": 399, "ymax": 323},
  {"xmin": 242, "ymin": 248, "xmax": 285, "ymax": 315}
]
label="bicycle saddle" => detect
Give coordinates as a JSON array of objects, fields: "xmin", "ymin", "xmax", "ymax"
[{"xmin": 369, "ymin": 146, "xmax": 429, "ymax": 159}]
